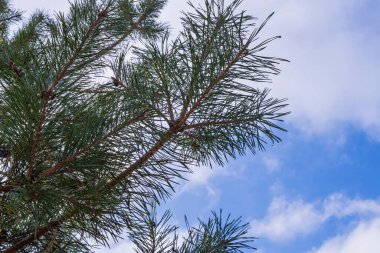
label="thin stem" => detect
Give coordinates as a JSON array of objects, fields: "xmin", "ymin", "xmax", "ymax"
[
  {"xmin": 27, "ymin": 1, "xmax": 151, "ymax": 181},
  {"xmin": 27, "ymin": 4, "xmax": 112, "ymax": 181},
  {"xmin": 158, "ymin": 60, "xmax": 175, "ymax": 121},
  {"xmin": 0, "ymin": 13, "xmax": 22, "ymax": 24},
  {"xmin": 39, "ymin": 111, "xmax": 148, "ymax": 178},
  {"xmin": 144, "ymin": 101, "xmax": 171, "ymax": 125},
  {"xmin": 2, "ymin": 129, "xmax": 175, "ymax": 252},
  {"xmin": 2, "ymin": 218, "xmax": 64, "ymax": 253},
  {"xmin": 207, "ymin": 239, "xmax": 234, "ymax": 253},
  {"xmin": 181, "ymin": 41, "xmax": 250, "ymax": 124},
  {"xmin": 178, "ymin": 14, "xmax": 225, "ymax": 121},
  {"xmin": 183, "ymin": 115, "xmax": 261, "ymax": 130},
  {"xmin": 101, "ymin": 129, "xmax": 175, "ymax": 193}
]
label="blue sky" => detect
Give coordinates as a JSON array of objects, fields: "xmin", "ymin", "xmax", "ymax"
[{"xmin": 15, "ymin": 0, "xmax": 380, "ymax": 252}]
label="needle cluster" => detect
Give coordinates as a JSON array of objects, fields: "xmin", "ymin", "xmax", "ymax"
[{"xmin": 0, "ymin": 0, "xmax": 288, "ymax": 252}]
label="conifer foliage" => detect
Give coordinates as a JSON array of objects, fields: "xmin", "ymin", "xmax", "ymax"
[{"xmin": 0, "ymin": 0, "xmax": 288, "ymax": 252}]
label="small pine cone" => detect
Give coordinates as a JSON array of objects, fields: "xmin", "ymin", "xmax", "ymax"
[
  {"xmin": 97, "ymin": 9, "xmax": 108, "ymax": 19},
  {"xmin": 111, "ymin": 76, "xmax": 122, "ymax": 87},
  {"xmin": 8, "ymin": 60, "xmax": 21, "ymax": 77}
]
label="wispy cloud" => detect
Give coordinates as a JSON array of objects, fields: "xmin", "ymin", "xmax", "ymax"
[
  {"xmin": 307, "ymin": 218, "xmax": 380, "ymax": 253},
  {"xmin": 13, "ymin": 0, "xmax": 70, "ymax": 15},
  {"xmin": 173, "ymin": 165, "xmax": 230, "ymax": 205},
  {"xmin": 262, "ymin": 156, "xmax": 281, "ymax": 173},
  {"xmin": 250, "ymin": 194, "xmax": 380, "ymax": 243},
  {"xmin": 250, "ymin": 196, "xmax": 324, "ymax": 242},
  {"xmin": 245, "ymin": 0, "xmax": 380, "ymax": 139},
  {"xmin": 95, "ymin": 241, "xmax": 135, "ymax": 253}
]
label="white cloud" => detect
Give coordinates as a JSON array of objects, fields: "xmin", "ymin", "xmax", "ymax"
[
  {"xmin": 13, "ymin": 0, "xmax": 70, "ymax": 15},
  {"xmin": 95, "ymin": 241, "xmax": 135, "ymax": 253},
  {"xmin": 251, "ymin": 197, "xmax": 324, "ymax": 242},
  {"xmin": 95, "ymin": 227, "xmax": 190, "ymax": 253},
  {"xmin": 185, "ymin": 165, "xmax": 219, "ymax": 187},
  {"xmin": 18, "ymin": 0, "xmax": 380, "ymax": 140},
  {"xmin": 242, "ymin": 0, "xmax": 380, "ymax": 139},
  {"xmin": 322, "ymin": 194, "xmax": 380, "ymax": 218},
  {"xmin": 161, "ymin": 0, "xmax": 380, "ymax": 140},
  {"xmin": 173, "ymin": 165, "xmax": 228, "ymax": 203},
  {"xmin": 307, "ymin": 218, "xmax": 380, "ymax": 253},
  {"xmin": 262, "ymin": 156, "xmax": 281, "ymax": 173},
  {"xmin": 250, "ymin": 194, "xmax": 380, "ymax": 243},
  {"xmin": 175, "ymin": 161, "xmax": 246, "ymax": 197}
]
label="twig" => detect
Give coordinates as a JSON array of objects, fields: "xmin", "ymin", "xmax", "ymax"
[
  {"xmin": 183, "ymin": 115, "xmax": 261, "ymax": 130},
  {"xmin": 39, "ymin": 111, "xmax": 148, "ymax": 178},
  {"xmin": 27, "ymin": 4, "xmax": 113, "ymax": 181}
]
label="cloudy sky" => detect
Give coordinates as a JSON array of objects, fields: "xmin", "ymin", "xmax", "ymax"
[{"xmin": 14, "ymin": 0, "xmax": 380, "ymax": 252}]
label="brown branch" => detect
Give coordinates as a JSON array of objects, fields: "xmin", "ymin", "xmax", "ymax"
[
  {"xmin": 3, "ymin": 219, "xmax": 63, "ymax": 253},
  {"xmin": 8, "ymin": 61, "xmax": 22, "ymax": 77},
  {"xmin": 101, "ymin": 129, "xmax": 175, "ymax": 193},
  {"xmin": 157, "ymin": 60, "xmax": 175, "ymax": 122},
  {"xmin": 1, "ymin": 1, "xmax": 155, "ymax": 193},
  {"xmin": 178, "ymin": 15, "xmax": 226, "ymax": 121},
  {"xmin": 2, "ymin": 3, "xmax": 166, "ymax": 252},
  {"xmin": 0, "ymin": 13, "xmax": 22, "ymax": 24},
  {"xmin": 181, "ymin": 44, "xmax": 250, "ymax": 124},
  {"xmin": 26, "ymin": 5, "xmax": 112, "ymax": 181},
  {"xmin": 0, "ymin": 182, "xmax": 17, "ymax": 193},
  {"xmin": 42, "ymin": 229, "xmax": 57, "ymax": 253},
  {"xmin": 39, "ymin": 111, "xmax": 148, "ymax": 179},
  {"xmin": 26, "ymin": 1, "xmax": 151, "ymax": 181}
]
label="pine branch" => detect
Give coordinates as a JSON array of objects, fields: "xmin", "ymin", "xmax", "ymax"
[
  {"xmin": 27, "ymin": 3, "xmax": 113, "ymax": 181},
  {"xmin": 92, "ymin": 0, "xmax": 157, "ymax": 58},
  {"xmin": 0, "ymin": 110, "xmax": 148, "ymax": 192},
  {"xmin": 178, "ymin": 8, "xmax": 228, "ymax": 120},
  {"xmin": 182, "ymin": 41, "xmax": 250, "ymax": 124},
  {"xmin": 101, "ymin": 129, "xmax": 175, "ymax": 193},
  {"xmin": 39, "ymin": 111, "xmax": 148, "ymax": 178},
  {"xmin": 0, "ymin": 2, "xmax": 157, "ymax": 192},
  {"xmin": 2, "ymin": 218, "xmax": 65, "ymax": 253},
  {"xmin": 183, "ymin": 115, "xmax": 262, "ymax": 130},
  {"xmin": 27, "ymin": 1, "xmax": 154, "ymax": 181},
  {"xmin": 207, "ymin": 238, "xmax": 234, "ymax": 253},
  {"xmin": 0, "ymin": 13, "xmax": 21, "ymax": 24},
  {"xmin": 158, "ymin": 56, "xmax": 175, "ymax": 122},
  {"xmin": 144, "ymin": 101, "xmax": 171, "ymax": 124},
  {"xmin": 0, "ymin": 0, "xmax": 287, "ymax": 251}
]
